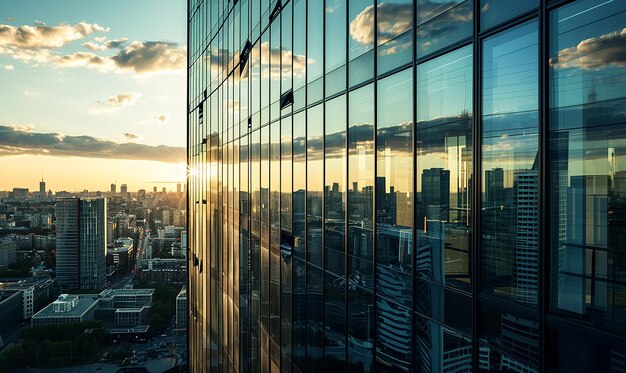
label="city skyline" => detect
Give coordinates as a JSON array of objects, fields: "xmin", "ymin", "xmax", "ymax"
[{"xmin": 0, "ymin": 0, "xmax": 187, "ymax": 191}]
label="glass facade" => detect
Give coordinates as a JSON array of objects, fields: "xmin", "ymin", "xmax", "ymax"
[{"xmin": 187, "ymin": 0, "xmax": 626, "ymax": 371}]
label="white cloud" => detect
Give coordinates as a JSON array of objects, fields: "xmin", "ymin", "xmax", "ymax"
[
  {"xmin": 0, "ymin": 21, "xmax": 108, "ymax": 49},
  {"xmin": 154, "ymin": 114, "xmax": 169, "ymax": 123},
  {"xmin": 551, "ymin": 28, "xmax": 626, "ymax": 70},
  {"xmin": 3, "ymin": 64, "xmax": 14, "ymax": 70},
  {"xmin": 90, "ymin": 92, "xmax": 141, "ymax": 113}
]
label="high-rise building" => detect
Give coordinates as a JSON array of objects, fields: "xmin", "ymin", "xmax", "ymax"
[
  {"xmin": 187, "ymin": 0, "xmax": 626, "ymax": 371},
  {"xmin": 56, "ymin": 198, "xmax": 107, "ymax": 290},
  {"xmin": 39, "ymin": 178, "xmax": 46, "ymax": 194},
  {"xmin": 110, "ymin": 183, "xmax": 116, "ymax": 194},
  {"xmin": 120, "ymin": 184, "xmax": 128, "ymax": 199}
]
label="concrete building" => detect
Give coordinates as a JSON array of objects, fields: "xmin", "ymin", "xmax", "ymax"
[
  {"xmin": 176, "ymin": 287, "xmax": 187, "ymax": 331},
  {"xmin": 0, "ymin": 290, "xmax": 23, "ymax": 341},
  {"xmin": 31, "ymin": 294, "xmax": 100, "ymax": 326},
  {"xmin": 0, "ymin": 240, "xmax": 16, "ymax": 269},
  {"xmin": 56, "ymin": 198, "xmax": 107, "ymax": 290},
  {"xmin": 0, "ymin": 276, "xmax": 56, "ymax": 319}
]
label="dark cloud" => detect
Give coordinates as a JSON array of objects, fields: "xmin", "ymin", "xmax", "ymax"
[
  {"xmin": 551, "ymin": 28, "xmax": 626, "ymax": 70},
  {"xmin": 122, "ymin": 132, "xmax": 139, "ymax": 140},
  {"xmin": 0, "ymin": 124, "xmax": 184, "ymax": 163}
]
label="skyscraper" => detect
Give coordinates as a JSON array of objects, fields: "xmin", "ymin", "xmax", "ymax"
[
  {"xmin": 187, "ymin": 0, "xmax": 626, "ymax": 371},
  {"xmin": 56, "ymin": 198, "xmax": 107, "ymax": 290},
  {"xmin": 39, "ymin": 178, "xmax": 45, "ymax": 194}
]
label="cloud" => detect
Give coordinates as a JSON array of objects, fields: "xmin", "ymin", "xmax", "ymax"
[
  {"xmin": 110, "ymin": 41, "xmax": 186, "ymax": 74},
  {"xmin": 154, "ymin": 114, "xmax": 169, "ymax": 123},
  {"xmin": 5, "ymin": 17, "xmax": 15, "ymax": 22},
  {"xmin": 83, "ymin": 37, "xmax": 128, "ymax": 51},
  {"xmin": 0, "ymin": 21, "xmax": 108, "ymax": 49},
  {"xmin": 3, "ymin": 64, "xmax": 13, "ymax": 70},
  {"xmin": 90, "ymin": 92, "xmax": 141, "ymax": 113},
  {"xmin": 122, "ymin": 132, "xmax": 140, "ymax": 141},
  {"xmin": 53, "ymin": 51, "xmax": 113, "ymax": 69},
  {"xmin": 0, "ymin": 124, "xmax": 184, "ymax": 163},
  {"xmin": 23, "ymin": 90, "xmax": 39, "ymax": 96},
  {"xmin": 550, "ymin": 28, "xmax": 626, "ymax": 70}
]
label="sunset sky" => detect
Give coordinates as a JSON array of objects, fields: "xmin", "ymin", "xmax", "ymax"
[{"xmin": 0, "ymin": 0, "xmax": 186, "ymax": 192}]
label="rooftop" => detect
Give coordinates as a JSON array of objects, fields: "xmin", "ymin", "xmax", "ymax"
[
  {"xmin": 99, "ymin": 288, "xmax": 154, "ymax": 298},
  {"xmin": 32, "ymin": 294, "xmax": 99, "ymax": 319}
]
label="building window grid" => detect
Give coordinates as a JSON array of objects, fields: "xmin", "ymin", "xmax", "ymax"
[{"xmin": 188, "ymin": 0, "xmax": 626, "ymax": 372}]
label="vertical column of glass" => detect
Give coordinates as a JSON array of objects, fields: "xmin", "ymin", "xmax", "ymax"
[
  {"xmin": 280, "ymin": 3, "xmax": 294, "ymax": 370},
  {"xmin": 270, "ymin": 119, "xmax": 282, "ymax": 371},
  {"xmin": 324, "ymin": 95, "xmax": 347, "ymax": 369},
  {"xmin": 261, "ymin": 125, "xmax": 270, "ymax": 370},
  {"xmin": 375, "ymin": 68, "xmax": 413, "ymax": 372},
  {"xmin": 261, "ymin": 31, "xmax": 271, "ymax": 127},
  {"xmin": 270, "ymin": 15, "xmax": 281, "ymax": 123},
  {"xmin": 480, "ymin": 19, "xmax": 540, "ymax": 371},
  {"xmin": 347, "ymin": 84, "xmax": 375, "ymax": 372},
  {"xmin": 306, "ymin": 104, "xmax": 324, "ymax": 372},
  {"xmin": 292, "ymin": 111, "xmax": 307, "ymax": 371},
  {"xmin": 250, "ymin": 127, "xmax": 261, "ymax": 373},
  {"xmin": 414, "ymin": 45, "xmax": 474, "ymax": 371},
  {"xmin": 548, "ymin": 1, "xmax": 626, "ymax": 369}
]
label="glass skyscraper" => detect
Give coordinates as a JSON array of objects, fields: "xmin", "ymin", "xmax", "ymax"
[{"xmin": 187, "ymin": 0, "xmax": 626, "ymax": 371}]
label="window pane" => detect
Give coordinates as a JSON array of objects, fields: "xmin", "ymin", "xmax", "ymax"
[
  {"xmin": 377, "ymin": 0, "xmax": 413, "ymax": 75},
  {"xmin": 307, "ymin": 104, "xmax": 324, "ymax": 268},
  {"xmin": 348, "ymin": 84, "xmax": 375, "ymax": 266},
  {"xmin": 281, "ymin": 117, "xmax": 293, "ymax": 231},
  {"xmin": 376, "ymin": 69, "xmax": 414, "ymax": 283},
  {"xmin": 480, "ymin": 0, "xmax": 538, "ymax": 31},
  {"xmin": 549, "ymin": 0, "xmax": 626, "ymax": 334},
  {"xmin": 293, "ymin": 112, "xmax": 306, "ymax": 259},
  {"xmin": 416, "ymin": 45, "xmax": 473, "ymax": 291},
  {"xmin": 349, "ymin": 0, "xmax": 375, "ymax": 86},
  {"xmin": 481, "ymin": 20, "xmax": 539, "ymax": 305},
  {"xmin": 417, "ymin": 0, "xmax": 472, "ymax": 58},
  {"xmin": 325, "ymin": 95, "xmax": 347, "ymax": 276}
]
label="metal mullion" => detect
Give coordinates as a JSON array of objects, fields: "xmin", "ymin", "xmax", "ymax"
[
  {"xmin": 410, "ymin": 0, "xmax": 417, "ymax": 370},
  {"xmin": 471, "ymin": 0, "xmax": 481, "ymax": 369},
  {"xmin": 538, "ymin": 0, "xmax": 549, "ymax": 371},
  {"xmin": 372, "ymin": 0, "xmax": 378, "ymax": 368},
  {"xmin": 321, "ymin": 0, "xmax": 326, "ymax": 370},
  {"xmin": 343, "ymin": 0, "xmax": 349, "ymax": 370}
]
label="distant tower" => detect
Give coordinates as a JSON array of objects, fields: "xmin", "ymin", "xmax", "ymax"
[
  {"xmin": 153, "ymin": 186, "xmax": 158, "ymax": 193},
  {"xmin": 111, "ymin": 183, "xmax": 117, "ymax": 194},
  {"xmin": 39, "ymin": 178, "xmax": 46, "ymax": 194},
  {"xmin": 162, "ymin": 187, "xmax": 167, "ymax": 193},
  {"xmin": 120, "ymin": 184, "xmax": 128, "ymax": 199},
  {"xmin": 177, "ymin": 183, "xmax": 182, "ymax": 194},
  {"xmin": 56, "ymin": 198, "xmax": 107, "ymax": 290}
]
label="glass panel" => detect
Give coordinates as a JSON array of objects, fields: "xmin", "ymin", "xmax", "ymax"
[
  {"xmin": 349, "ymin": 0, "xmax": 375, "ymax": 87},
  {"xmin": 271, "ymin": 16, "xmax": 281, "ymax": 122},
  {"xmin": 415, "ymin": 315, "xmax": 472, "ymax": 372},
  {"xmin": 416, "ymin": 0, "xmax": 472, "ymax": 59},
  {"xmin": 377, "ymin": 0, "xmax": 413, "ymax": 75},
  {"xmin": 294, "ymin": 112, "xmax": 306, "ymax": 259},
  {"xmin": 293, "ymin": 0, "xmax": 307, "ymax": 91},
  {"xmin": 549, "ymin": 0, "xmax": 626, "ymax": 334},
  {"xmin": 375, "ymin": 297, "xmax": 411, "ymax": 371},
  {"xmin": 261, "ymin": 31, "xmax": 270, "ymax": 126},
  {"xmin": 324, "ymin": 272, "xmax": 347, "ymax": 369},
  {"xmin": 325, "ymin": 95, "xmax": 347, "ymax": 276},
  {"xmin": 281, "ymin": 117, "xmax": 293, "ymax": 231},
  {"xmin": 281, "ymin": 1, "xmax": 293, "ymax": 96},
  {"xmin": 416, "ymin": 45, "xmax": 473, "ymax": 291},
  {"xmin": 348, "ymin": 84, "xmax": 375, "ymax": 266},
  {"xmin": 480, "ymin": 0, "xmax": 538, "ymax": 31},
  {"xmin": 481, "ymin": 20, "xmax": 539, "ymax": 305},
  {"xmin": 307, "ymin": 0, "xmax": 324, "ymax": 84},
  {"xmin": 376, "ymin": 68, "xmax": 414, "ymax": 267},
  {"xmin": 293, "ymin": 257, "xmax": 307, "ymax": 370},
  {"xmin": 307, "ymin": 104, "xmax": 324, "ymax": 268},
  {"xmin": 326, "ymin": 0, "xmax": 347, "ymax": 73},
  {"xmin": 347, "ymin": 285, "xmax": 374, "ymax": 372},
  {"xmin": 307, "ymin": 265, "xmax": 323, "ymax": 371}
]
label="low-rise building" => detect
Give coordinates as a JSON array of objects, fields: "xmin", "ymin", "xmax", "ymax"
[
  {"xmin": 31, "ymin": 294, "xmax": 100, "ymax": 326},
  {"xmin": 0, "ymin": 276, "xmax": 56, "ymax": 319},
  {"xmin": 0, "ymin": 240, "xmax": 17, "ymax": 269},
  {"xmin": 0, "ymin": 290, "xmax": 23, "ymax": 341},
  {"xmin": 136, "ymin": 258, "xmax": 186, "ymax": 285}
]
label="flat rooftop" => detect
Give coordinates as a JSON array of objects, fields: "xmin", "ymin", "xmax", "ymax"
[
  {"xmin": 100, "ymin": 288, "xmax": 154, "ymax": 297},
  {"xmin": 32, "ymin": 294, "xmax": 99, "ymax": 319}
]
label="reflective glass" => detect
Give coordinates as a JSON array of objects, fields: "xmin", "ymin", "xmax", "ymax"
[
  {"xmin": 376, "ymin": 68, "xmax": 414, "ymax": 282},
  {"xmin": 347, "ymin": 285, "xmax": 374, "ymax": 372},
  {"xmin": 281, "ymin": 117, "xmax": 293, "ymax": 231},
  {"xmin": 416, "ymin": 0, "xmax": 472, "ymax": 58},
  {"xmin": 377, "ymin": 0, "xmax": 413, "ymax": 75},
  {"xmin": 307, "ymin": 104, "xmax": 324, "ymax": 268},
  {"xmin": 325, "ymin": 95, "xmax": 347, "ymax": 276},
  {"xmin": 375, "ymin": 297, "xmax": 411, "ymax": 371},
  {"xmin": 348, "ymin": 84, "xmax": 375, "ymax": 265},
  {"xmin": 480, "ymin": 0, "xmax": 538, "ymax": 31},
  {"xmin": 416, "ymin": 45, "xmax": 472, "ymax": 291},
  {"xmin": 549, "ymin": 0, "xmax": 626, "ymax": 334},
  {"xmin": 293, "ymin": 112, "xmax": 306, "ymax": 259},
  {"xmin": 481, "ymin": 20, "xmax": 539, "ymax": 305},
  {"xmin": 415, "ymin": 315, "xmax": 472, "ymax": 372},
  {"xmin": 349, "ymin": 0, "xmax": 375, "ymax": 86},
  {"xmin": 324, "ymin": 272, "xmax": 346, "ymax": 369}
]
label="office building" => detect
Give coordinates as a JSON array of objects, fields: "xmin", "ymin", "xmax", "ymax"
[
  {"xmin": 0, "ymin": 240, "xmax": 16, "ymax": 269},
  {"xmin": 56, "ymin": 198, "xmax": 107, "ymax": 290},
  {"xmin": 187, "ymin": 0, "xmax": 626, "ymax": 371},
  {"xmin": 39, "ymin": 178, "xmax": 46, "ymax": 194},
  {"xmin": 0, "ymin": 276, "xmax": 56, "ymax": 320},
  {"xmin": 176, "ymin": 287, "xmax": 187, "ymax": 331},
  {"xmin": 0, "ymin": 290, "xmax": 24, "ymax": 341},
  {"xmin": 111, "ymin": 183, "xmax": 117, "ymax": 194}
]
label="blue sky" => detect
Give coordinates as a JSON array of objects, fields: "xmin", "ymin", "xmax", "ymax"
[{"xmin": 0, "ymin": 0, "xmax": 187, "ymax": 191}]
